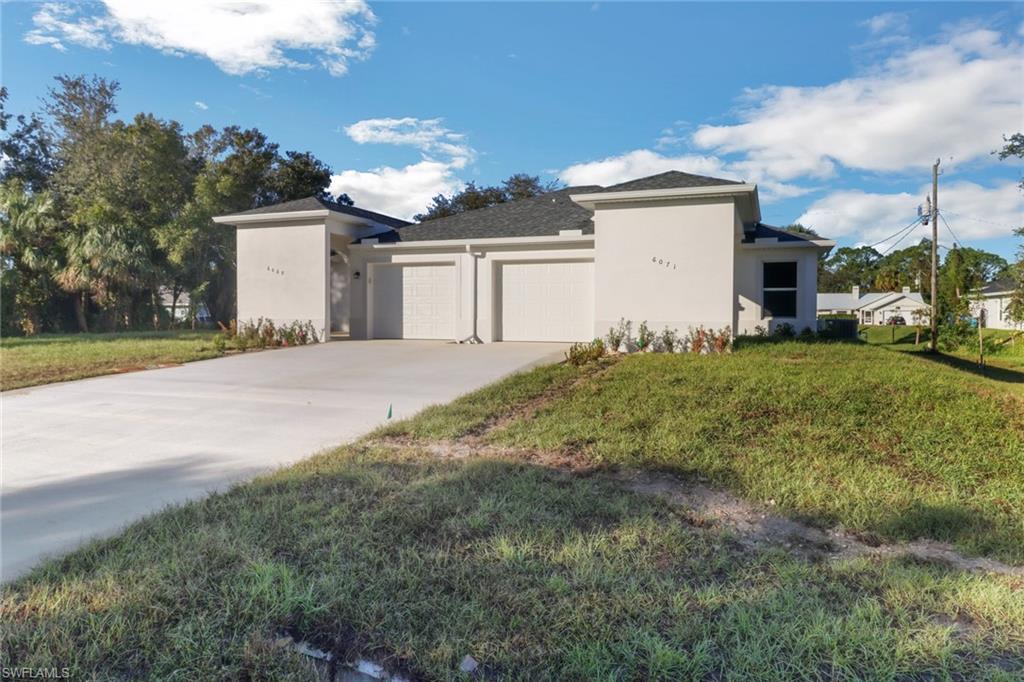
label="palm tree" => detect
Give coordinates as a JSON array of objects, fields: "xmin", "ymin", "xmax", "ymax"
[
  {"xmin": 0, "ymin": 181, "xmax": 58, "ymax": 334},
  {"xmin": 57, "ymin": 222, "xmax": 149, "ymax": 332}
]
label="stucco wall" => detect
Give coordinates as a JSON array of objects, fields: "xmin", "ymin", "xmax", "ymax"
[
  {"xmin": 236, "ymin": 221, "xmax": 329, "ymax": 339},
  {"xmin": 593, "ymin": 197, "xmax": 736, "ymax": 338},
  {"xmin": 734, "ymin": 245, "xmax": 820, "ymax": 335}
]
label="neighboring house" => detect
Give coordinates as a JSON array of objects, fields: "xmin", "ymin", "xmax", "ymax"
[
  {"xmin": 213, "ymin": 170, "xmax": 835, "ymax": 342},
  {"xmin": 158, "ymin": 287, "xmax": 210, "ymax": 323},
  {"xmin": 817, "ymin": 286, "xmax": 930, "ymax": 325},
  {"xmin": 971, "ymin": 277, "xmax": 1022, "ymax": 330}
]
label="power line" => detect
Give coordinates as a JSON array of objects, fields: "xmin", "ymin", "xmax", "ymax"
[
  {"xmin": 879, "ymin": 218, "xmax": 925, "ymax": 255},
  {"xmin": 940, "ymin": 210, "xmax": 1017, "ymax": 229},
  {"xmin": 938, "ymin": 211, "xmax": 962, "ymax": 247},
  {"xmin": 863, "ymin": 215, "xmax": 923, "ymax": 250}
]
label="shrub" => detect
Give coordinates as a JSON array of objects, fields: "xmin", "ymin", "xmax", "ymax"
[
  {"xmin": 212, "ymin": 333, "xmax": 227, "ymax": 353},
  {"xmin": 637, "ymin": 321, "xmax": 655, "ymax": 352},
  {"xmin": 658, "ymin": 326, "xmax": 680, "ymax": 353},
  {"xmin": 606, "ymin": 318, "xmax": 631, "ymax": 351},
  {"xmin": 799, "ymin": 326, "xmax": 816, "ymax": 340},
  {"xmin": 711, "ymin": 326, "xmax": 732, "ymax": 353},
  {"xmin": 232, "ymin": 319, "xmax": 321, "ymax": 351},
  {"xmin": 938, "ymin": 321, "xmax": 973, "ymax": 352},
  {"xmin": 566, "ymin": 339, "xmax": 606, "ymax": 366},
  {"xmin": 774, "ymin": 322, "xmax": 796, "ymax": 338}
]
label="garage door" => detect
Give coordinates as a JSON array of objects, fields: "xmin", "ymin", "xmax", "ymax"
[
  {"xmin": 372, "ymin": 263, "xmax": 456, "ymax": 339},
  {"xmin": 498, "ymin": 260, "xmax": 594, "ymax": 342}
]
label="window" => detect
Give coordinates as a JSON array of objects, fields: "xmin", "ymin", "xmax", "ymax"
[{"xmin": 763, "ymin": 261, "xmax": 797, "ymax": 318}]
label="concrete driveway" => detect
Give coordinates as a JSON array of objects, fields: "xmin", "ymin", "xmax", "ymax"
[{"xmin": 1, "ymin": 340, "xmax": 566, "ymax": 580}]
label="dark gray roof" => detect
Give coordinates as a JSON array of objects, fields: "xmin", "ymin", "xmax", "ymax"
[
  {"xmin": 981, "ymin": 276, "xmax": 1018, "ymax": 294},
  {"xmin": 592, "ymin": 170, "xmax": 743, "ymax": 194},
  {"xmin": 229, "ymin": 196, "xmax": 411, "ymax": 229},
  {"xmin": 366, "ymin": 186, "xmax": 602, "ymax": 243},
  {"xmin": 742, "ymin": 223, "xmax": 820, "ymax": 244}
]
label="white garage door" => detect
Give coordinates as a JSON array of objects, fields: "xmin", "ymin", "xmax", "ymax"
[
  {"xmin": 498, "ymin": 260, "xmax": 594, "ymax": 342},
  {"xmin": 372, "ymin": 263, "xmax": 456, "ymax": 339}
]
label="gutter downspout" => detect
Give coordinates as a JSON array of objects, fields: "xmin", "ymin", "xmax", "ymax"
[{"xmin": 459, "ymin": 245, "xmax": 484, "ymax": 344}]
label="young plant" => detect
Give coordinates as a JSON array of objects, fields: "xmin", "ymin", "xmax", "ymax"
[
  {"xmin": 712, "ymin": 326, "xmax": 732, "ymax": 353},
  {"xmin": 606, "ymin": 318, "xmax": 631, "ymax": 352},
  {"xmin": 636, "ymin": 321, "xmax": 655, "ymax": 352},
  {"xmin": 658, "ymin": 326, "xmax": 679, "ymax": 353},
  {"xmin": 565, "ymin": 339, "xmax": 606, "ymax": 366}
]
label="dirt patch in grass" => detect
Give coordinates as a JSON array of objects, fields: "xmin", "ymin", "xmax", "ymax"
[
  {"xmin": 371, "ymin": 434, "xmax": 1023, "ymax": 577},
  {"xmin": 619, "ymin": 470, "xmax": 1024, "ymax": 577}
]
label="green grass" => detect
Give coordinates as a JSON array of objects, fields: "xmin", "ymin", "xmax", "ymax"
[
  {"xmin": 0, "ymin": 330, "xmax": 224, "ymax": 390},
  {"xmin": 3, "ymin": 448, "xmax": 1022, "ymax": 680},
  {"xmin": 461, "ymin": 343, "xmax": 1022, "ymax": 562},
  {"xmin": 3, "ymin": 342, "xmax": 1024, "ymax": 679},
  {"xmin": 860, "ymin": 325, "xmax": 1024, "ymax": 369}
]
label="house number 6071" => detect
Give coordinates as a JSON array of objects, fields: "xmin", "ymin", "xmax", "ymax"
[{"xmin": 652, "ymin": 256, "xmax": 677, "ymax": 270}]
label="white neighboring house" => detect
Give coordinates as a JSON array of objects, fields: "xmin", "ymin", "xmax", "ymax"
[
  {"xmin": 972, "ymin": 277, "xmax": 1022, "ymax": 330},
  {"xmin": 817, "ymin": 286, "xmax": 930, "ymax": 325},
  {"xmin": 213, "ymin": 171, "xmax": 835, "ymax": 342},
  {"xmin": 158, "ymin": 287, "xmax": 210, "ymax": 323}
]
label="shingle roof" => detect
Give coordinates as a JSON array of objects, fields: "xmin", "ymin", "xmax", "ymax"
[
  {"xmin": 365, "ymin": 186, "xmax": 602, "ymax": 243},
  {"xmin": 744, "ymin": 223, "xmax": 820, "ymax": 244},
  {"xmin": 229, "ymin": 196, "xmax": 411, "ymax": 229},
  {"xmin": 981, "ymin": 276, "xmax": 1018, "ymax": 295},
  {"xmin": 591, "ymin": 170, "xmax": 743, "ymax": 194}
]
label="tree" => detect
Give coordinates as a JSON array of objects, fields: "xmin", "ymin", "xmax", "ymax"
[
  {"xmin": 819, "ymin": 246, "xmax": 881, "ymax": 292},
  {"xmin": 268, "ymin": 150, "xmax": 346, "ymax": 205},
  {"xmin": 997, "ymin": 133, "xmax": 1024, "ymax": 323},
  {"xmin": 782, "ymin": 223, "xmax": 821, "ymax": 238},
  {"xmin": 0, "ymin": 181, "xmax": 60, "ymax": 334},
  {"xmin": 415, "ymin": 173, "xmax": 562, "ymax": 222},
  {"xmin": 0, "ymin": 87, "xmax": 56, "ymax": 192}
]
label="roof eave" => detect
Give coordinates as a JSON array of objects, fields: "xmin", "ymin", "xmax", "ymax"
[
  {"xmin": 212, "ymin": 208, "xmax": 385, "ymax": 228},
  {"xmin": 350, "ymin": 233, "xmax": 595, "ymax": 250}
]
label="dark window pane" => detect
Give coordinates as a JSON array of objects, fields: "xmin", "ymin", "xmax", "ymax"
[
  {"xmin": 764, "ymin": 261, "xmax": 797, "ymax": 288},
  {"xmin": 764, "ymin": 290, "xmax": 797, "ymax": 318}
]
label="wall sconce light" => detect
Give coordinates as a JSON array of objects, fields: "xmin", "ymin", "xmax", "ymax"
[{"xmin": 353, "ymin": 271, "xmax": 361, "ymax": 280}]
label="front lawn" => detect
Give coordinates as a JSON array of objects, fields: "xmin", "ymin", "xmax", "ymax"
[
  {"xmin": 3, "ymin": 341, "xmax": 1023, "ymax": 679},
  {"xmin": 0, "ymin": 330, "xmax": 223, "ymax": 390}
]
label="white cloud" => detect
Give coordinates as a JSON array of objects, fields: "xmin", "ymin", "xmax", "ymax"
[
  {"xmin": 693, "ymin": 28, "xmax": 1022, "ymax": 180},
  {"xmin": 332, "ymin": 117, "xmax": 476, "ymax": 219},
  {"xmin": 862, "ymin": 12, "xmax": 909, "ymax": 36},
  {"xmin": 558, "ymin": 149, "xmax": 812, "ymax": 202},
  {"xmin": 330, "ymin": 160, "xmax": 462, "ymax": 220},
  {"xmin": 193, "ymin": 100, "xmax": 208, "ymax": 111},
  {"xmin": 796, "ymin": 180, "xmax": 1023, "ymax": 247},
  {"xmin": 560, "ymin": 149, "xmax": 732, "ymax": 187},
  {"xmin": 344, "ymin": 117, "xmax": 476, "ymax": 167},
  {"xmin": 24, "ymin": 0, "xmax": 377, "ymax": 76},
  {"xmin": 25, "ymin": 3, "xmax": 112, "ymax": 51}
]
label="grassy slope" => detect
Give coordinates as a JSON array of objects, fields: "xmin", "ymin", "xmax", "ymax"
[
  {"xmin": 3, "ymin": 342, "xmax": 1023, "ymax": 679},
  {"xmin": 470, "ymin": 343, "xmax": 1021, "ymax": 562},
  {"xmin": 0, "ymin": 331, "xmax": 222, "ymax": 390}
]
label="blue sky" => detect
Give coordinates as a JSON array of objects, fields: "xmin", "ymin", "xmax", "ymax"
[{"xmin": 2, "ymin": 1, "xmax": 1022, "ymax": 259}]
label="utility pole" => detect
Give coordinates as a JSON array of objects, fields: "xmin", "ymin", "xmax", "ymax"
[{"xmin": 929, "ymin": 158, "xmax": 939, "ymax": 352}]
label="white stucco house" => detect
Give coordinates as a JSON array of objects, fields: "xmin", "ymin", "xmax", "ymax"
[
  {"xmin": 817, "ymin": 286, "xmax": 930, "ymax": 325},
  {"xmin": 972, "ymin": 277, "xmax": 1022, "ymax": 330},
  {"xmin": 213, "ymin": 171, "xmax": 835, "ymax": 343}
]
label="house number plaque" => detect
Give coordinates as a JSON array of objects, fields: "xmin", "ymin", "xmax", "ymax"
[{"xmin": 651, "ymin": 256, "xmax": 677, "ymax": 270}]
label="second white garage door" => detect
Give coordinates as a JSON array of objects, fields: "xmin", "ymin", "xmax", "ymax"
[
  {"xmin": 498, "ymin": 260, "xmax": 594, "ymax": 342},
  {"xmin": 372, "ymin": 263, "xmax": 456, "ymax": 339}
]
